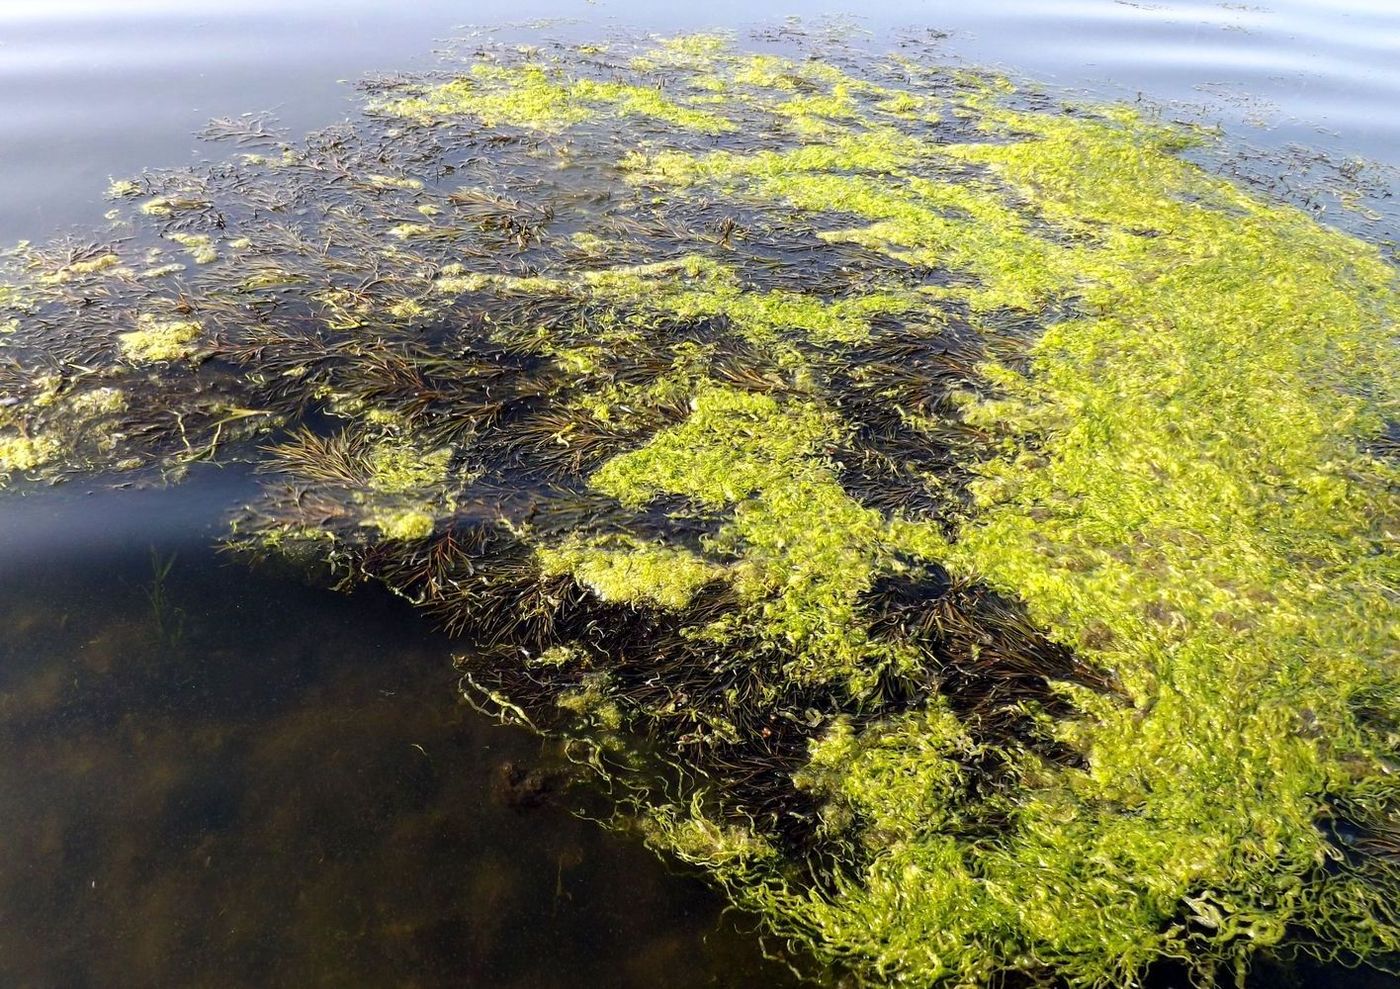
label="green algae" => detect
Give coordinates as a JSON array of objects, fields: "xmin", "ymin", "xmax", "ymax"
[
  {"xmin": 769, "ymin": 106, "xmax": 1400, "ymax": 987},
  {"xmin": 139, "ymin": 195, "xmax": 208, "ymax": 216},
  {"xmin": 623, "ymin": 133, "xmax": 1071, "ymax": 313},
  {"xmin": 369, "ymin": 508, "xmax": 436, "ymax": 541},
  {"xmin": 556, "ymin": 671, "xmax": 626, "ymax": 731},
  {"xmin": 35, "ymin": 252, "xmax": 124, "ymax": 285},
  {"xmin": 1, "ymin": 384, "xmax": 135, "ymax": 483},
  {"xmin": 386, "ymin": 297, "xmax": 430, "ymax": 321},
  {"xmin": 0, "ymin": 434, "xmax": 61, "ymax": 477},
  {"xmin": 445, "ymin": 255, "xmax": 919, "ymax": 347},
  {"xmin": 117, "ymin": 315, "xmax": 201, "ymax": 363},
  {"xmin": 68, "ymin": 387, "xmax": 127, "ymax": 416},
  {"xmin": 27, "ymin": 373, "xmax": 64, "ymax": 408},
  {"xmin": 2, "ymin": 32, "xmax": 1397, "ymax": 989},
  {"xmin": 388, "ymin": 222, "xmax": 438, "ymax": 241},
  {"xmin": 528, "ymin": 42, "xmax": 1397, "ymax": 984},
  {"xmin": 385, "ymin": 66, "xmax": 589, "ymax": 130},
  {"xmin": 570, "ymin": 79, "xmax": 736, "ymax": 135},
  {"xmin": 793, "ymin": 707, "xmax": 974, "ymax": 840},
  {"xmin": 364, "ymin": 439, "xmax": 450, "ymax": 495},
  {"xmin": 382, "ymin": 62, "xmax": 735, "ymax": 135},
  {"xmin": 140, "ymin": 262, "xmax": 186, "ymax": 280},
  {"xmin": 592, "ymin": 387, "xmax": 947, "ymax": 691},
  {"xmin": 365, "ymin": 174, "xmax": 425, "ymax": 191},
  {"xmin": 105, "ymin": 178, "xmax": 141, "ymax": 199},
  {"xmin": 166, "ymin": 232, "xmax": 218, "ymax": 264},
  {"xmin": 240, "ymin": 425, "xmax": 458, "ymax": 555},
  {"xmin": 609, "ymin": 84, "xmax": 1400, "ymax": 989},
  {"xmin": 530, "ymin": 643, "xmax": 584, "ymax": 669},
  {"xmin": 639, "ymin": 793, "xmax": 779, "ymax": 872},
  {"xmin": 537, "ymin": 534, "xmax": 724, "ymax": 610}
]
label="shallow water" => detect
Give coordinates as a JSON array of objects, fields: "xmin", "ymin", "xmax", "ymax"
[
  {"xmin": 1, "ymin": 2, "xmax": 1398, "ymax": 986},
  {"xmin": 0, "ymin": 476, "xmax": 797, "ymax": 987}
]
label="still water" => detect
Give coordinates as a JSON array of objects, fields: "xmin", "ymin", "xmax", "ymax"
[
  {"xmin": 0, "ymin": 474, "xmax": 796, "ymax": 987},
  {"xmin": 3, "ymin": 0, "xmax": 1399, "ymax": 238},
  {"xmin": 0, "ymin": 2, "xmax": 1397, "ymax": 986}
]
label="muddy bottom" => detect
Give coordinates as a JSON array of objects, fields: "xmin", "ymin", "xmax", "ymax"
[{"xmin": 0, "ymin": 479, "xmax": 798, "ymax": 988}]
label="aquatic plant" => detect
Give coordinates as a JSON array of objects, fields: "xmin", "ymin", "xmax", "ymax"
[
  {"xmin": 118, "ymin": 315, "xmax": 202, "ymax": 362},
  {"xmin": 537, "ymin": 533, "xmax": 724, "ymax": 610},
  {"xmin": 0, "ymin": 30, "xmax": 1396, "ymax": 988},
  {"xmin": 144, "ymin": 548, "xmax": 187, "ymax": 648}
]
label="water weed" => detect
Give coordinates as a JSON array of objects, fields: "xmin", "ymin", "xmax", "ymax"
[{"xmin": 0, "ymin": 31, "xmax": 1395, "ymax": 988}]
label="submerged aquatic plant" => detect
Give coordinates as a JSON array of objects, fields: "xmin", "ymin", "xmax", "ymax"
[
  {"xmin": 143, "ymin": 548, "xmax": 187, "ymax": 648},
  {"xmin": 1, "ymin": 29, "xmax": 1397, "ymax": 988}
]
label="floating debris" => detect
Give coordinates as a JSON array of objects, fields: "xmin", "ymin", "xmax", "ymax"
[{"xmin": 0, "ymin": 31, "xmax": 1397, "ymax": 988}]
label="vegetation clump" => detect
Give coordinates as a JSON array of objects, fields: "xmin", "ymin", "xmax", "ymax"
[
  {"xmin": 0, "ymin": 434, "xmax": 61, "ymax": 477},
  {"xmin": 439, "ymin": 255, "xmax": 919, "ymax": 346},
  {"xmin": 364, "ymin": 439, "xmax": 450, "ymax": 494},
  {"xmin": 117, "ymin": 315, "xmax": 201, "ymax": 363},
  {"xmin": 369, "ymin": 508, "xmax": 436, "ymax": 542},
  {"xmin": 382, "ymin": 62, "xmax": 735, "ymax": 134},
  {"xmin": 592, "ymin": 387, "xmax": 947, "ymax": 690},
  {"xmin": 0, "ymin": 30, "xmax": 1396, "ymax": 989},
  {"xmin": 537, "ymin": 534, "xmax": 724, "ymax": 610},
  {"xmin": 166, "ymin": 232, "xmax": 218, "ymax": 264},
  {"xmin": 36, "ymin": 252, "xmax": 124, "ymax": 285}
]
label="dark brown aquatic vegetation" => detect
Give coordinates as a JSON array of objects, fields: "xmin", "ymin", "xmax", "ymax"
[{"xmin": 1, "ymin": 28, "xmax": 1398, "ymax": 989}]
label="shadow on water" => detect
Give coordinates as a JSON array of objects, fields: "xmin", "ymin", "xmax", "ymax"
[{"xmin": 0, "ymin": 478, "xmax": 800, "ymax": 988}]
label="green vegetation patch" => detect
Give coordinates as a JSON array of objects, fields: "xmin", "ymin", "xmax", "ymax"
[
  {"xmin": 166, "ymin": 232, "xmax": 218, "ymax": 264},
  {"xmin": 537, "ymin": 533, "xmax": 725, "ymax": 610},
  {"xmin": 1, "ymin": 31, "xmax": 1396, "ymax": 989},
  {"xmin": 439, "ymin": 254, "xmax": 919, "ymax": 346},
  {"xmin": 117, "ymin": 315, "xmax": 201, "ymax": 363},
  {"xmin": 593, "ymin": 387, "xmax": 949, "ymax": 690},
  {"xmin": 0, "ymin": 434, "xmax": 62, "ymax": 476},
  {"xmin": 383, "ymin": 62, "xmax": 735, "ymax": 134},
  {"xmin": 364, "ymin": 438, "xmax": 451, "ymax": 494},
  {"xmin": 369, "ymin": 508, "xmax": 436, "ymax": 542}
]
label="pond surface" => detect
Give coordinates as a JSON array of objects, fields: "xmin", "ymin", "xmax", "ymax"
[
  {"xmin": 0, "ymin": 2, "xmax": 1397, "ymax": 987},
  {"xmin": 3, "ymin": 0, "xmax": 1399, "ymax": 238}
]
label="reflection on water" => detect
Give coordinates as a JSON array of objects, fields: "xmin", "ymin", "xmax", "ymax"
[
  {"xmin": 1, "ymin": 0, "xmax": 1399, "ymax": 238},
  {"xmin": 0, "ymin": 487, "xmax": 796, "ymax": 987}
]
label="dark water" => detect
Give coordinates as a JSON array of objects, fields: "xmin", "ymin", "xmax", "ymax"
[
  {"xmin": 0, "ymin": 474, "xmax": 795, "ymax": 987},
  {"xmin": 1, "ymin": 2, "xmax": 1398, "ymax": 986}
]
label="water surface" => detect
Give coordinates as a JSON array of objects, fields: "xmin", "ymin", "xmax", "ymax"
[
  {"xmin": 3, "ymin": 0, "xmax": 1398, "ymax": 238},
  {"xmin": 1, "ymin": 3, "xmax": 1397, "ymax": 986},
  {"xmin": 0, "ymin": 478, "xmax": 796, "ymax": 987}
]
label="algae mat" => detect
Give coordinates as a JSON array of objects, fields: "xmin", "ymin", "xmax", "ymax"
[{"xmin": 1, "ymin": 31, "xmax": 1397, "ymax": 987}]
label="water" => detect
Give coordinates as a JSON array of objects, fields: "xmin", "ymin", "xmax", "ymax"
[
  {"xmin": 0, "ymin": 2, "xmax": 1396, "ymax": 985},
  {"xmin": 2, "ymin": 0, "xmax": 1398, "ymax": 238},
  {"xmin": 0, "ymin": 475, "xmax": 794, "ymax": 987}
]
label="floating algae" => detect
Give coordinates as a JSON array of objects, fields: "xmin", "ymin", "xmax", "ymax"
[
  {"xmin": 1, "ymin": 31, "xmax": 1397, "ymax": 987},
  {"xmin": 118, "ymin": 315, "xmax": 202, "ymax": 362},
  {"xmin": 537, "ymin": 533, "xmax": 725, "ymax": 610}
]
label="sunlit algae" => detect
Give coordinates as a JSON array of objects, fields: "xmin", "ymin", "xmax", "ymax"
[{"xmin": 1, "ymin": 31, "xmax": 1397, "ymax": 988}]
